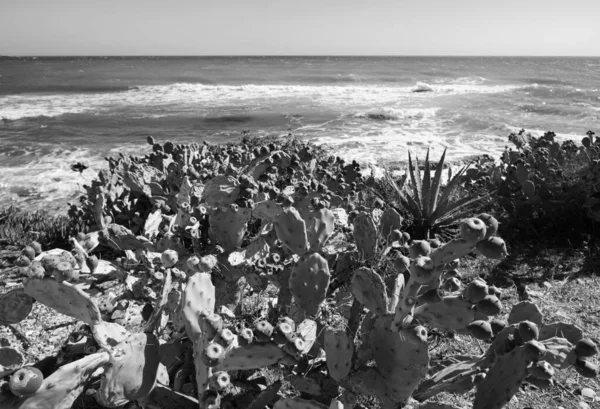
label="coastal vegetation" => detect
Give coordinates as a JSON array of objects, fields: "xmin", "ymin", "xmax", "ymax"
[{"xmin": 1, "ymin": 130, "xmax": 599, "ymax": 409}]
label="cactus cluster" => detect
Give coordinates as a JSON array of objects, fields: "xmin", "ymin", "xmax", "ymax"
[{"xmin": 1, "ymin": 137, "xmax": 597, "ymax": 409}]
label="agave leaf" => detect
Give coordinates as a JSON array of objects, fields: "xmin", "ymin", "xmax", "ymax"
[
  {"xmin": 422, "ymin": 148, "xmax": 432, "ymax": 219},
  {"xmin": 384, "ymin": 171, "xmax": 422, "ymax": 219},
  {"xmin": 431, "ymin": 195, "xmax": 485, "ymax": 226},
  {"xmin": 434, "ymin": 165, "xmax": 469, "ymax": 214},
  {"xmin": 429, "ymin": 148, "xmax": 447, "ymax": 216},
  {"xmin": 408, "ymin": 152, "xmax": 423, "ymax": 209}
]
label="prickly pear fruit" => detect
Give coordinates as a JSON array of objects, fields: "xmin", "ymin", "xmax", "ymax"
[
  {"xmin": 476, "ymin": 237, "xmax": 508, "ymax": 259},
  {"xmin": 476, "ymin": 213, "xmax": 499, "ymax": 239},
  {"xmin": 274, "ymin": 207, "xmax": 309, "ymax": 255},
  {"xmin": 55, "ymin": 261, "xmax": 79, "ymax": 282},
  {"xmin": 24, "ymin": 278, "xmax": 101, "ymax": 325},
  {"xmin": 25, "ymin": 260, "xmax": 45, "ymax": 279},
  {"xmin": 475, "ymin": 295, "xmax": 502, "ymax": 316},
  {"xmin": 9, "ymin": 366, "xmax": 43, "ymax": 397},
  {"xmin": 21, "ymin": 247, "xmax": 36, "ymax": 261},
  {"xmin": 518, "ymin": 321, "xmax": 539, "ymax": 342},
  {"xmin": 324, "ymin": 328, "xmax": 354, "ymax": 381},
  {"xmin": 351, "ymin": 268, "xmax": 388, "ymax": 316},
  {"xmin": 208, "ymin": 204, "xmax": 252, "ymax": 251},
  {"xmin": 409, "ymin": 240, "xmax": 431, "ymax": 258},
  {"xmin": 297, "ymin": 319, "xmax": 318, "ymax": 355},
  {"xmin": 161, "ymin": 250, "xmax": 178, "ymax": 268},
  {"xmin": 466, "ymin": 320, "xmax": 494, "ymax": 340},
  {"xmin": 289, "ymin": 252, "xmax": 330, "ymax": 316},
  {"xmin": 96, "ymin": 333, "xmax": 161, "ymax": 406},
  {"xmin": 522, "ymin": 180, "xmax": 535, "ymax": 196},
  {"xmin": 460, "ymin": 218, "xmax": 487, "ymax": 243},
  {"xmin": 574, "ymin": 358, "xmax": 599, "ymax": 378},
  {"xmin": 409, "ymin": 256, "xmax": 435, "ymax": 284},
  {"xmin": 0, "ymin": 288, "xmax": 34, "ymax": 325},
  {"xmin": 393, "ymin": 255, "xmax": 410, "ymax": 273},
  {"xmin": 352, "ymin": 212, "xmax": 377, "ymax": 260},
  {"xmin": 464, "ymin": 279, "xmax": 489, "ymax": 303},
  {"xmin": 379, "ymin": 207, "xmax": 403, "ymax": 243},
  {"xmin": 528, "ymin": 361, "xmax": 555, "ymax": 380},
  {"xmin": 304, "ymin": 208, "xmax": 335, "ymax": 252},
  {"xmin": 29, "ymin": 241, "xmax": 42, "ymax": 256},
  {"xmin": 507, "ymin": 301, "xmax": 543, "ymax": 326},
  {"xmin": 203, "ymin": 343, "xmax": 225, "ymax": 367},
  {"xmin": 575, "ymin": 339, "xmax": 599, "ymax": 358},
  {"xmin": 86, "ymin": 255, "xmax": 99, "ymax": 274},
  {"xmin": 209, "ymin": 371, "xmax": 230, "ymax": 391},
  {"xmin": 254, "ymin": 320, "xmax": 274, "ymax": 342}
]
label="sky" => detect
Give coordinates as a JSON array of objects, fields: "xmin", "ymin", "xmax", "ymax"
[{"xmin": 1, "ymin": 0, "xmax": 599, "ymax": 56}]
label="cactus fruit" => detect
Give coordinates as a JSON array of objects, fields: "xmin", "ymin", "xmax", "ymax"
[
  {"xmin": 575, "ymin": 339, "xmax": 599, "ymax": 358},
  {"xmin": 459, "ymin": 218, "xmax": 487, "ymax": 243},
  {"xmin": 324, "ymin": 328, "xmax": 354, "ymax": 381},
  {"xmin": 352, "ymin": 212, "xmax": 377, "ymax": 260},
  {"xmin": 254, "ymin": 320, "xmax": 274, "ymax": 342},
  {"xmin": 54, "ymin": 262, "xmax": 79, "ymax": 282},
  {"xmin": 29, "ymin": 241, "xmax": 42, "ymax": 256},
  {"xmin": 518, "ymin": 321, "xmax": 540, "ymax": 342},
  {"xmin": 370, "ymin": 318, "xmax": 429, "ymax": 404},
  {"xmin": 415, "ymin": 296, "xmax": 476, "ymax": 331},
  {"xmin": 351, "ymin": 268, "xmax": 389, "ymax": 316},
  {"xmin": 409, "ymin": 256, "xmax": 435, "ymax": 284},
  {"xmin": 24, "ymin": 278, "xmax": 101, "ymax": 325},
  {"xmin": 274, "ymin": 207, "xmax": 309, "ymax": 255},
  {"xmin": 574, "ymin": 358, "xmax": 599, "ymax": 378},
  {"xmin": 507, "ymin": 301, "xmax": 543, "ymax": 326},
  {"xmin": 209, "ymin": 371, "xmax": 230, "ymax": 391},
  {"xmin": 161, "ymin": 249, "xmax": 179, "ymax": 268},
  {"xmin": 0, "ymin": 288, "xmax": 35, "ymax": 325},
  {"xmin": 408, "ymin": 241, "xmax": 431, "ymax": 258},
  {"xmin": 393, "ymin": 255, "xmax": 410, "ymax": 274},
  {"xmin": 208, "ymin": 204, "xmax": 252, "ymax": 251},
  {"xmin": 476, "ymin": 237, "xmax": 508, "ymax": 259},
  {"xmin": 466, "ymin": 320, "xmax": 494, "ymax": 340},
  {"xmin": 476, "ymin": 213, "xmax": 499, "ymax": 239},
  {"xmin": 474, "ymin": 295, "xmax": 502, "ymax": 316},
  {"xmin": 297, "ymin": 319, "xmax": 318, "ymax": 354},
  {"xmin": 379, "ymin": 207, "xmax": 403, "ymax": 243},
  {"xmin": 15, "ymin": 352, "xmax": 109, "ymax": 409},
  {"xmin": 86, "ymin": 255, "xmax": 99, "ymax": 274},
  {"xmin": 462, "ymin": 279, "xmax": 488, "ymax": 303},
  {"xmin": 21, "ymin": 247, "xmax": 36, "ymax": 261},
  {"xmin": 289, "ymin": 252, "xmax": 330, "ymax": 316},
  {"xmin": 9, "ymin": 366, "xmax": 43, "ymax": 397}
]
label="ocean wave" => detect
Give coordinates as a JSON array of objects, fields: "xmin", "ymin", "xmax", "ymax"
[
  {"xmin": 352, "ymin": 107, "xmax": 440, "ymax": 122},
  {"xmin": 0, "ymin": 82, "xmax": 522, "ymax": 121}
]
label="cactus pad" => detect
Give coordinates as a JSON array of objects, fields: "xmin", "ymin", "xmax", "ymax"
[
  {"xmin": 213, "ymin": 342, "xmax": 286, "ymax": 371},
  {"xmin": 24, "ymin": 278, "xmax": 101, "ymax": 325},
  {"xmin": 379, "ymin": 207, "xmax": 403, "ymax": 242},
  {"xmin": 324, "ymin": 328, "xmax": 354, "ymax": 381},
  {"xmin": 415, "ymin": 296, "xmax": 475, "ymax": 331},
  {"xmin": 304, "ymin": 208, "xmax": 335, "ymax": 252},
  {"xmin": 351, "ymin": 267, "xmax": 389, "ymax": 315},
  {"xmin": 289, "ymin": 252, "xmax": 330, "ymax": 316},
  {"xmin": 274, "ymin": 207, "xmax": 309, "ymax": 255},
  {"xmin": 0, "ymin": 288, "xmax": 35, "ymax": 325},
  {"xmin": 96, "ymin": 333, "xmax": 161, "ymax": 406},
  {"xmin": 208, "ymin": 205, "xmax": 251, "ymax": 251},
  {"xmin": 352, "ymin": 212, "xmax": 377, "ymax": 260}
]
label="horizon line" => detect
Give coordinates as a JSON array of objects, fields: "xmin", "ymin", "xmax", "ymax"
[{"xmin": 2, "ymin": 54, "xmax": 600, "ymax": 58}]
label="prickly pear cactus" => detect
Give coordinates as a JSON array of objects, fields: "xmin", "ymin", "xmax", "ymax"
[
  {"xmin": 352, "ymin": 212, "xmax": 377, "ymax": 260},
  {"xmin": 274, "ymin": 207, "xmax": 309, "ymax": 255},
  {"xmin": 324, "ymin": 328, "xmax": 354, "ymax": 381},
  {"xmin": 289, "ymin": 252, "xmax": 330, "ymax": 316},
  {"xmin": 95, "ymin": 333, "xmax": 161, "ymax": 407},
  {"xmin": 303, "ymin": 208, "xmax": 335, "ymax": 252},
  {"xmin": 0, "ymin": 288, "xmax": 35, "ymax": 325},
  {"xmin": 351, "ymin": 268, "xmax": 389, "ymax": 316},
  {"xmin": 208, "ymin": 204, "xmax": 251, "ymax": 251},
  {"xmin": 23, "ymin": 278, "xmax": 101, "ymax": 325}
]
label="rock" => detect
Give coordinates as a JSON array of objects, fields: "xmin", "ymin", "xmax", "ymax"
[{"xmin": 581, "ymin": 387, "xmax": 596, "ymax": 400}]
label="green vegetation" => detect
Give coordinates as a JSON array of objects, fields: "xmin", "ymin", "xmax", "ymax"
[{"xmin": 0, "ymin": 130, "xmax": 599, "ymax": 409}]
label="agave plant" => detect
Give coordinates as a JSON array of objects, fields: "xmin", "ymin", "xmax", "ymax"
[{"xmin": 384, "ymin": 148, "xmax": 485, "ymax": 239}]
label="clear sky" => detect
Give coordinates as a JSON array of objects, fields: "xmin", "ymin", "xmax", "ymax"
[{"xmin": 1, "ymin": 0, "xmax": 599, "ymax": 56}]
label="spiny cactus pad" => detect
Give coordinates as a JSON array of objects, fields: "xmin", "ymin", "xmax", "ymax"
[
  {"xmin": 324, "ymin": 328, "xmax": 354, "ymax": 381},
  {"xmin": 23, "ymin": 278, "xmax": 101, "ymax": 325},
  {"xmin": 208, "ymin": 205, "xmax": 251, "ymax": 251},
  {"xmin": 274, "ymin": 207, "xmax": 309, "ymax": 255},
  {"xmin": 415, "ymin": 296, "xmax": 476, "ymax": 331},
  {"xmin": 351, "ymin": 267, "xmax": 389, "ymax": 316},
  {"xmin": 303, "ymin": 208, "xmax": 335, "ymax": 252},
  {"xmin": 0, "ymin": 288, "xmax": 35, "ymax": 325},
  {"xmin": 352, "ymin": 212, "xmax": 377, "ymax": 260},
  {"xmin": 212, "ymin": 342, "xmax": 286, "ymax": 372},
  {"xmin": 289, "ymin": 252, "xmax": 330, "ymax": 316},
  {"xmin": 96, "ymin": 333, "xmax": 161, "ymax": 407}
]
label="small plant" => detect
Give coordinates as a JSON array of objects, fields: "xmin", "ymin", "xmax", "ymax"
[{"xmin": 384, "ymin": 148, "xmax": 485, "ymax": 239}]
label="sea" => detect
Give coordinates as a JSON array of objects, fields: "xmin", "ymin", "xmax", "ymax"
[{"xmin": 1, "ymin": 56, "xmax": 599, "ymax": 214}]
